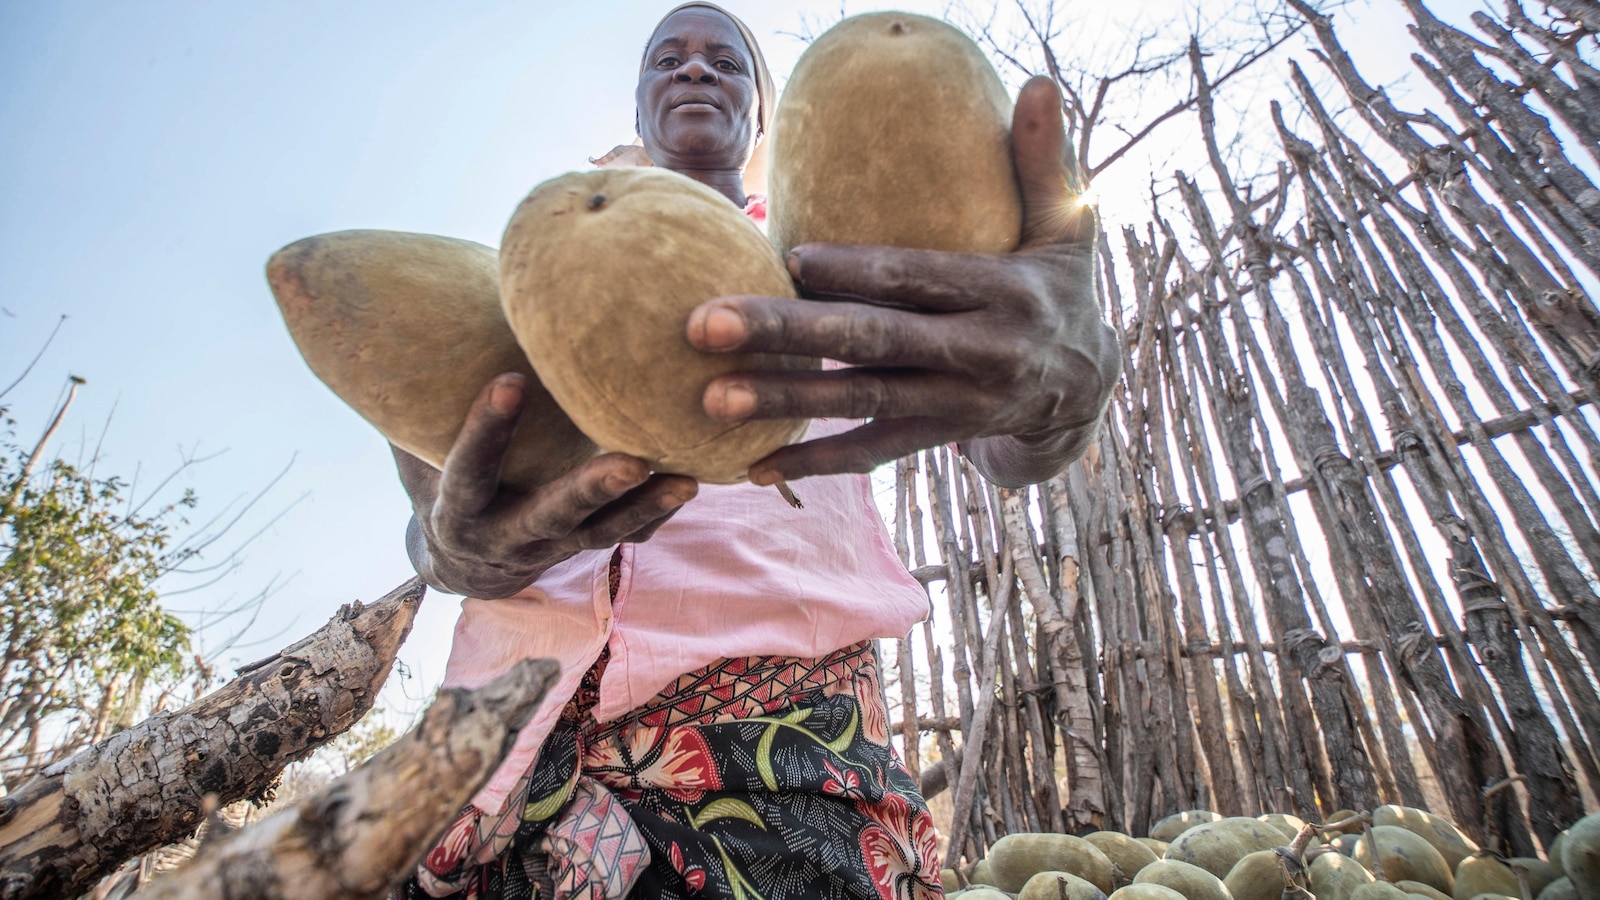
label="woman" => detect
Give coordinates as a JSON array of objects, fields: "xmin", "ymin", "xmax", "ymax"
[{"xmin": 395, "ymin": 4, "xmax": 1116, "ymax": 898}]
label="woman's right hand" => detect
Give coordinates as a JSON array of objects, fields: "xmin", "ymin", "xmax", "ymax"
[{"xmin": 393, "ymin": 373, "xmax": 697, "ymax": 598}]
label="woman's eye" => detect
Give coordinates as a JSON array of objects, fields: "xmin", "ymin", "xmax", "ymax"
[
  {"xmin": 658, "ymin": 55, "xmax": 680, "ymax": 67},
  {"xmin": 715, "ymin": 59, "xmax": 739, "ymax": 72}
]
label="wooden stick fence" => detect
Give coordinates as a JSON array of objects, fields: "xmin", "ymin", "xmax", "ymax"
[{"xmin": 885, "ymin": 0, "xmax": 1600, "ymax": 867}]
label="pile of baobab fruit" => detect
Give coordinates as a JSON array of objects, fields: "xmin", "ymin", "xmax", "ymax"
[{"xmin": 940, "ymin": 807, "xmax": 1600, "ymax": 900}]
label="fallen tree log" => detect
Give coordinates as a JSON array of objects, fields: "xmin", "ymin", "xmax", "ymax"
[
  {"xmin": 135, "ymin": 656, "xmax": 559, "ymax": 900},
  {"xmin": 0, "ymin": 578, "xmax": 426, "ymax": 900}
]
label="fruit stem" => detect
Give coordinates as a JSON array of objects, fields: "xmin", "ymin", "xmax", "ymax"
[{"xmin": 775, "ymin": 480, "xmax": 803, "ymax": 509}]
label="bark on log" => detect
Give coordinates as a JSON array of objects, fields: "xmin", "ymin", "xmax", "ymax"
[
  {"xmin": 135, "ymin": 657, "xmax": 560, "ymax": 900},
  {"xmin": 0, "ymin": 579, "xmax": 426, "ymax": 900}
]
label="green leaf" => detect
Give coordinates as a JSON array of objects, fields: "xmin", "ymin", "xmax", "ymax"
[{"xmin": 690, "ymin": 797, "xmax": 766, "ymax": 831}]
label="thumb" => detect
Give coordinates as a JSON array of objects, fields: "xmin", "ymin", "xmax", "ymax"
[{"xmin": 1012, "ymin": 76, "xmax": 1096, "ymax": 248}]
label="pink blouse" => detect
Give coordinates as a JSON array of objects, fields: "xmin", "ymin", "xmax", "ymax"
[{"xmin": 440, "ymin": 414, "xmax": 931, "ymax": 815}]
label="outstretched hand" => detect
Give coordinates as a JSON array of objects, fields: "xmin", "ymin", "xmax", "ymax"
[
  {"xmin": 395, "ymin": 374, "xmax": 696, "ymax": 598},
  {"xmin": 685, "ymin": 75, "xmax": 1119, "ymax": 488}
]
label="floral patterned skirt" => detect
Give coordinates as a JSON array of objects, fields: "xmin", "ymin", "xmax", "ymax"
[{"xmin": 400, "ymin": 641, "xmax": 944, "ymax": 900}]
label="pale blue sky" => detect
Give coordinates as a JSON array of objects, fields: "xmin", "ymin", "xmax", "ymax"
[{"xmin": 0, "ymin": 0, "xmax": 1434, "ymax": 714}]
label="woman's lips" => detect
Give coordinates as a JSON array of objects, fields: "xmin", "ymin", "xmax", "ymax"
[{"xmin": 670, "ymin": 93, "xmax": 721, "ymax": 112}]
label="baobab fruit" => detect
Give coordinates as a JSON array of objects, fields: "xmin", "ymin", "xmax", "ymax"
[
  {"xmin": 1107, "ymin": 885, "xmax": 1185, "ymax": 900},
  {"xmin": 1351, "ymin": 885, "xmax": 1413, "ymax": 900},
  {"xmin": 1549, "ymin": 829, "xmax": 1568, "ymax": 879},
  {"xmin": 1131, "ymin": 859, "xmax": 1231, "ymax": 900},
  {"xmin": 986, "ymin": 833, "xmax": 1115, "ymax": 893},
  {"xmin": 267, "ymin": 230, "xmax": 596, "ymax": 491},
  {"xmin": 1163, "ymin": 816, "xmax": 1287, "ymax": 879},
  {"xmin": 768, "ymin": 12, "xmax": 1022, "ymax": 258},
  {"xmin": 1562, "ymin": 812, "xmax": 1600, "ymax": 900},
  {"xmin": 1539, "ymin": 877, "xmax": 1578, "ymax": 900},
  {"xmin": 1018, "ymin": 871, "xmax": 1108, "ymax": 900},
  {"xmin": 1354, "ymin": 825, "xmax": 1454, "ymax": 894},
  {"xmin": 1506, "ymin": 858, "xmax": 1559, "ymax": 897},
  {"xmin": 499, "ymin": 168, "xmax": 814, "ymax": 483},
  {"xmin": 1375, "ymin": 805, "xmax": 1479, "ymax": 872},
  {"xmin": 1149, "ymin": 809, "xmax": 1224, "ymax": 843},
  {"xmin": 1334, "ymin": 833, "xmax": 1364, "ymax": 855},
  {"xmin": 969, "ymin": 859, "xmax": 995, "ymax": 887},
  {"xmin": 1309, "ymin": 851, "xmax": 1376, "ymax": 900},
  {"xmin": 1396, "ymin": 880, "xmax": 1451, "ymax": 900},
  {"xmin": 1136, "ymin": 838, "xmax": 1169, "ymax": 857},
  {"xmin": 1453, "ymin": 854, "xmax": 1520, "ymax": 900},
  {"xmin": 1326, "ymin": 810, "xmax": 1364, "ymax": 834},
  {"xmin": 950, "ymin": 891, "xmax": 1011, "ymax": 900},
  {"xmin": 1084, "ymin": 831, "xmax": 1159, "ymax": 881},
  {"xmin": 1225, "ymin": 848, "xmax": 1306, "ymax": 900},
  {"xmin": 1260, "ymin": 813, "xmax": 1320, "ymax": 848}
]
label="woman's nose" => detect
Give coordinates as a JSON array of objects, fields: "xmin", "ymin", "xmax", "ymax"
[{"xmin": 674, "ymin": 58, "xmax": 718, "ymax": 84}]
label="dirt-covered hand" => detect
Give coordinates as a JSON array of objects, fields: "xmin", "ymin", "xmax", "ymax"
[
  {"xmin": 394, "ymin": 374, "xmax": 696, "ymax": 598},
  {"xmin": 685, "ymin": 76, "xmax": 1119, "ymax": 487}
]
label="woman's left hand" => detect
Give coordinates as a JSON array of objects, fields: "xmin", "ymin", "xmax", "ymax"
[{"xmin": 685, "ymin": 75, "xmax": 1120, "ymax": 488}]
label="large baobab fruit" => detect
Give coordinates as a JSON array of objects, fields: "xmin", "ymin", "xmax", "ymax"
[
  {"xmin": 768, "ymin": 12, "xmax": 1022, "ymax": 258},
  {"xmin": 267, "ymin": 230, "xmax": 596, "ymax": 490},
  {"xmin": 499, "ymin": 168, "xmax": 813, "ymax": 483}
]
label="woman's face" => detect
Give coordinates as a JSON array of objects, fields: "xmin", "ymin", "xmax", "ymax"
[{"xmin": 636, "ymin": 8, "xmax": 758, "ymax": 172}]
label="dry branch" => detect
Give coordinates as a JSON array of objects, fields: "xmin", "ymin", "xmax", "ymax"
[
  {"xmin": 0, "ymin": 579, "xmax": 426, "ymax": 900},
  {"xmin": 135, "ymin": 657, "xmax": 560, "ymax": 900}
]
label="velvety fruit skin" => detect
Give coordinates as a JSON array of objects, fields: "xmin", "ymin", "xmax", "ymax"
[
  {"xmin": 970, "ymin": 859, "xmax": 995, "ymax": 887},
  {"xmin": 1164, "ymin": 816, "xmax": 1287, "ymax": 879},
  {"xmin": 1107, "ymin": 886, "xmax": 1185, "ymax": 900},
  {"xmin": 267, "ymin": 230, "xmax": 596, "ymax": 491},
  {"xmin": 1539, "ymin": 876, "xmax": 1578, "ymax": 900},
  {"xmin": 986, "ymin": 833, "xmax": 1115, "ymax": 893},
  {"xmin": 1149, "ymin": 809, "xmax": 1223, "ymax": 843},
  {"xmin": 1226, "ymin": 848, "xmax": 1305, "ymax": 900},
  {"xmin": 768, "ymin": 12, "xmax": 1022, "ymax": 258},
  {"xmin": 1375, "ymin": 804, "xmax": 1479, "ymax": 873},
  {"xmin": 1131, "ymin": 859, "xmax": 1231, "ymax": 900},
  {"xmin": 1258, "ymin": 812, "xmax": 1320, "ymax": 848},
  {"xmin": 1562, "ymin": 813, "xmax": 1600, "ymax": 900},
  {"xmin": 1309, "ymin": 851, "xmax": 1376, "ymax": 900},
  {"xmin": 1136, "ymin": 838, "xmax": 1169, "ymax": 857},
  {"xmin": 1452, "ymin": 854, "xmax": 1519, "ymax": 900},
  {"xmin": 1017, "ymin": 871, "xmax": 1108, "ymax": 900},
  {"xmin": 500, "ymin": 168, "xmax": 814, "ymax": 483},
  {"xmin": 1352, "ymin": 885, "xmax": 1413, "ymax": 900},
  {"xmin": 1507, "ymin": 857, "xmax": 1559, "ymax": 897},
  {"xmin": 1084, "ymin": 831, "xmax": 1160, "ymax": 883},
  {"xmin": 1396, "ymin": 879, "xmax": 1452, "ymax": 900},
  {"xmin": 1355, "ymin": 825, "xmax": 1455, "ymax": 894}
]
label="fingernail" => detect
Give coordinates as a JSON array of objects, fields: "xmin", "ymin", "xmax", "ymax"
[
  {"xmin": 605, "ymin": 469, "xmax": 645, "ymax": 492},
  {"xmin": 785, "ymin": 250, "xmax": 804, "ymax": 281},
  {"xmin": 695, "ymin": 306, "xmax": 746, "ymax": 350},
  {"xmin": 489, "ymin": 380, "xmax": 521, "ymax": 414},
  {"xmin": 712, "ymin": 383, "xmax": 756, "ymax": 420},
  {"xmin": 661, "ymin": 491, "xmax": 690, "ymax": 510},
  {"xmin": 749, "ymin": 468, "xmax": 779, "ymax": 487}
]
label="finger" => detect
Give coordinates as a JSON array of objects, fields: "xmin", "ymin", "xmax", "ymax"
[
  {"xmin": 746, "ymin": 418, "xmax": 951, "ymax": 485},
  {"xmin": 686, "ymin": 296, "xmax": 982, "ymax": 369},
  {"xmin": 514, "ymin": 453, "xmax": 653, "ymax": 539},
  {"xmin": 390, "ymin": 442, "xmax": 442, "ymax": 513},
  {"xmin": 437, "ymin": 374, "xmax": 528, "ymax": 521},
  {"xmin": 569, "ymin": 475, "xmax": 698, "ymax": 550},
  {"xmin": 703, "ymin": 368, "xmax": 981, "ymax": 422},
  {"xmin": 781, "ymin": 243, "xmax": 1007, "ymax": 312},
  {"xmin": 1012, "ymin": 75, "xmax": 1096, "ymax": 247}
]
